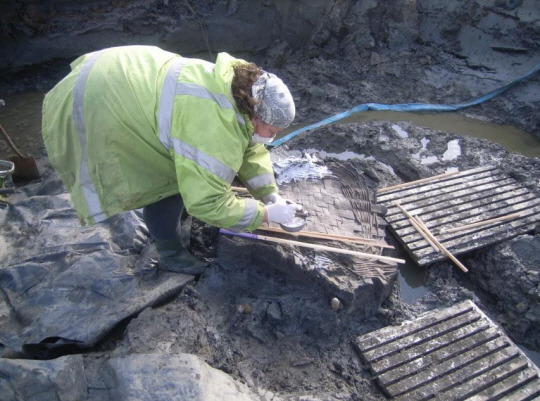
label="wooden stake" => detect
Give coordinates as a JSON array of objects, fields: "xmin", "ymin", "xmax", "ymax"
[
  {"xmin": 446, "ymin": 212, "xmax": 522, "ymax": 233},
  {"xmin": 257, "ymin": 226, "xmax": 394, "ymax": 249},
  {"xmin": 378, "ymin": 171, "xmax": 460, "ymax": 194},
  {"xmin": 220, "ymin": 229, "xmax": 405, "ymax": 265},
  {"xmin": 395, "ymin": 203, "xmax": 468, "ymax": 273}
]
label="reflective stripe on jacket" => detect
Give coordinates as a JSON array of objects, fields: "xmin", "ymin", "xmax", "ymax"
[{"xmin": 42, "ymin": 45, "xmax": 278, "ymax": 231}]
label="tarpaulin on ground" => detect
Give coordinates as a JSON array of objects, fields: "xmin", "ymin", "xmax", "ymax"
[
  {"xmin": 0, "ymin": 353, "xmax": 258, "ymax": 401},
  {"xmin": 0, "ymin": 174, "xmax": 193, "ymax": 358}
]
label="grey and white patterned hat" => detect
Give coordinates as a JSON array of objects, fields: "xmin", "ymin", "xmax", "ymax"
[{"xmin": 252, "ymin": 72, "xmax": 295, "ymax": 128}]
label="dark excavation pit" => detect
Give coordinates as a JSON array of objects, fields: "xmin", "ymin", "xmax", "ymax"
[{"xmin": 1, "ymin": 1, "xmax": 540, "ymax": 399}]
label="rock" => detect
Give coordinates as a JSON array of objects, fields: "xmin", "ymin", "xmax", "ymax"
[
  {"xmin": 0, "ymin": 353, "xmax": 259, "ymax": 401},
  {"xmin": 267, "ymin": 301, "xmax": 282, "ymax": 321},
  {"xmin": 469, "ymin": 235, "xmax": 540, "ymax": 349}
]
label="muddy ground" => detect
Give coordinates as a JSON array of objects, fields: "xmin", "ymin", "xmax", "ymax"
[{"xmin": 1, "ymin": 1, "xmax": 540, "ymax": 400}]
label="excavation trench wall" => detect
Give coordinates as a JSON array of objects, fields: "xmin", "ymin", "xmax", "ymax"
[
  {"xmin": 1, "ymin": 0, "xmax": 539, "ymax": 136},
  {"xmin": 1, "ymin": 1, "xmax": 540, "ymax": 400}
]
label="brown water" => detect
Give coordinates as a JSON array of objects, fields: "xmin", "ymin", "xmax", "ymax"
[
  {"xmin": 280, "ymin": 110, "xmax": 540, "ymax": 158},
  {"xmin": 348, "ymin": 111, "xmax": 540, "ymax": 157}
]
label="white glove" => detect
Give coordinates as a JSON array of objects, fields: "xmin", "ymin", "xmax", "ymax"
[
  {"xmin": 262, "ymin": 193, "xmax": 284, "ymax": 205},
  {"xmin": 266, "ymin": 201, "xmax": 299, "ymax": 225}
]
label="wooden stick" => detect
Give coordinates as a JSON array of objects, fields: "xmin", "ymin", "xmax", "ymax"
[
  {"xmin": 411, "ymin": 216, "xmax": 440, "ymax": 252},
  {"xmin": 257, "ymin": 226, "xmax": 394, "ymax": 249},
  {"xmin": 231, "ymin": 186, "xmax": 249, "ymax": 193},
  {"xmin": 395, "ymin": 203, "xmax": 468, "ymax": 273},
  {"xmin": 446, "ymin": 212, "xmax": 522, "ymax": 233},
  {"xmin": 390, "ymin": 201, "xmax": 439, "ymax": 252},
  {"xmin": 378, "ymin": 171, "xmax": 460, "ymax": 194},
  {"xmin": 0, "ymin": 124, "xmax": 25, "ymax": 158},
  {"xmin": 219, "ymin": 229, "xmax": 405, "ymax": 265}
]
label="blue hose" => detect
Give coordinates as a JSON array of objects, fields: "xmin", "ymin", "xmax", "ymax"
[{"xmin": 269, "ymin": 61, "xmax": 540, "ymax": 148}]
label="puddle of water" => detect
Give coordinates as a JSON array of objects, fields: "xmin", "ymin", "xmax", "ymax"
[
  {"xmin": 280, "ymin": 110, "xmax": 540, "ymax": 158},
  {"xmin": 346, "ymin": 111, "xmax": 540, "ymax": 158},
  {"xmin": 398, "ymin": 260, "xmax": 429, "ymax": 304}
]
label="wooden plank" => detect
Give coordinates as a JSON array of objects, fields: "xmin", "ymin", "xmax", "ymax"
[
  {"xmin": 377, "ymin": 171, "xmax": 460, "ymax": 194},
  {"xmin": 384, "ymin": 184, "xmax": 531, "ymax": 226},
  {"xmin": 376, "ymin": 326, "xmax": 501, "ymax": 386},
  {"xmin": 397, "ymin": 348, "xmax": 527, "ymax": 400},
  {"xmin": 393, "ymin": 201, "xmax": 537, "ymax": 247},
  {"xmin": 413, "ymin": 206, "xmax": 540, "ymax": 256},
  {"xmin": 369, "ymin": 318, "xmax": 491, "ymax": 374},
  {"xmin": 356, "ymin": 301, "xmax": 540, "ymax": 400},
  {"xmin": 393, "ymin": 204, "xmax": 540, "ymax": 263},
  {"xmin": 355, "ymin": 301, "xmax": 474, "ymax": 352},
  {"xmin": 503, "ymin": 379, "xmax": 540, "ymax": 400},
  {"xmin": 384, "ymin": 179, "xmax": 522, "ymax": 222},
  {"xmin": 356, "ymin": 301, "xmax": 540, "ymax": 401},
  {"xmin": 377, "ymin": 165, "xmax": 498, "ymax": 201},
  {"xmin": 363, "ymin": 308, "xmax": 481, "ymax": 362},
  {"xmin": 388, "ymin": 338, "xmax": 517, "ymax": 397},
  {"xmin": 400, "ymin": 199, "xmax": 540, "ymax": 245},
  {"xmin": 382, "ymin": 173, "xmax": 511, "ymax": 213},
  {"xmin": 381, "ymin": 174, "xmax": 506, "ymax": 209},
  {"xmin": 445, "ymin": 212, "xmax": 524, "ymax": 233},
  {"xmin": 389, "ymin": 191, "xmax": 536, "ymax": 231},
  {"xmin": 465, "ymin": 367, "xmax": 539, "ymax": 401},
  {"xmin": 396, "ymin": 204, "xmax": 469, "ymax": 272},
  {"xmin": 396, "ymin": 193, "xmax": 539, "ymax": 233},
  {"xmin": 419, "ymin": 218, "xmax": 540, "ymax": 265},
  {"xmin": 441, "ymin": 361, "xmax": 536, "ymax": 401}
]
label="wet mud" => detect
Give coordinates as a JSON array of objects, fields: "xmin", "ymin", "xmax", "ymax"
[{"xmin": 1, "ymin": 1, "xmax": 540, "ymax": 399}]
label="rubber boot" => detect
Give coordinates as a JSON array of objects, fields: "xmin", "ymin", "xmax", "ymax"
[{"xmin": 154, "ymin": 238, "xmax": 208, "ymax": 274}]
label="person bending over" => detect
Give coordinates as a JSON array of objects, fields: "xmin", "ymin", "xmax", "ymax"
[{"xmin": 42, "ymin": 45, "xmax": 298, "ymax": 274}]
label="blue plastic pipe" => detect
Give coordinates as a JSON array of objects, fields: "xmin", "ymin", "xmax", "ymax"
[{"xmin": 268, "ymin": 61, "xmax": 540, "ymax": 148}]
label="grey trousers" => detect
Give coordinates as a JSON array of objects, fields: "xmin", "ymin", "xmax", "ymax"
[{"xmin": 142, "ymin": 194, "xmax": 184, "ymax": 241}]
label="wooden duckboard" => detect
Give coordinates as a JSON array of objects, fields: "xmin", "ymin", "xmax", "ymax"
[
  {"xmin": 355, "ymin": 300, "xmax": 540, "ymax": 400},
  {"xmin": 377, "ymin": 165, "xmax": 540, "ymax": 266}
]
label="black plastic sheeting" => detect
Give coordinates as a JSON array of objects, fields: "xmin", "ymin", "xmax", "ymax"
[
  {"xmin": 0, "ymin": 353, "xmax": 258, "ymax": 401},
  {"xmin": 0, "ymin": 174, "xmax": 193, "ymax": 359}
]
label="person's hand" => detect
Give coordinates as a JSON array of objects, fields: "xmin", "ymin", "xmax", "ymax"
[
  {"xmin": 262, "ymin": 192, "xmax": 284, "ymax": 205},
  {"xmin": 266, "ymin": 200, "xmax": 299, "ymax": 225}
]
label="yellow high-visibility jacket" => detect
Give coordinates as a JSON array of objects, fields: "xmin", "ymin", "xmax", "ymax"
[{"xmin": 42, "ymin": 45, "xmax": 277, "ymax": 231}]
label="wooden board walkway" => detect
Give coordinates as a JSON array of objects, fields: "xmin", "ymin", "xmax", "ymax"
[
  {"xmin": 377, "ymin": 165, "xmax": 540, "ymax": 266},
  {"xmin": 355, "ymin": 300, "xmax": 540, "ymax": 400}
]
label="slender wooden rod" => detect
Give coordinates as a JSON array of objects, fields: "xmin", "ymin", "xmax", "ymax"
[
  {"xmin": 378, "ymin": 171, "xmax": 460, "ymax": 194},
  {"xmin": 231, "ymin": 186, "xmax": 249, "ymax": 193},
  {"xmin": 0, "ymin": 124, "xmax": 25, "ymax": 157},
  {"xmin": 411, "ymin": 216, "xmax": 440, "ymax": 252},
  {"xmin": 220, "ymin": 229, "xmax": 405, "ymax": 264},
  {"xmin": 395, "ymin": 203, "xmax": 468, "ymax": 273},
  {"xmin": 446, "ymin": 212, "xmax": 522, "ymax": 233},
  {"xmin": 257, "ymin": 226, "xmax": 394, "ymax": 249}
]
